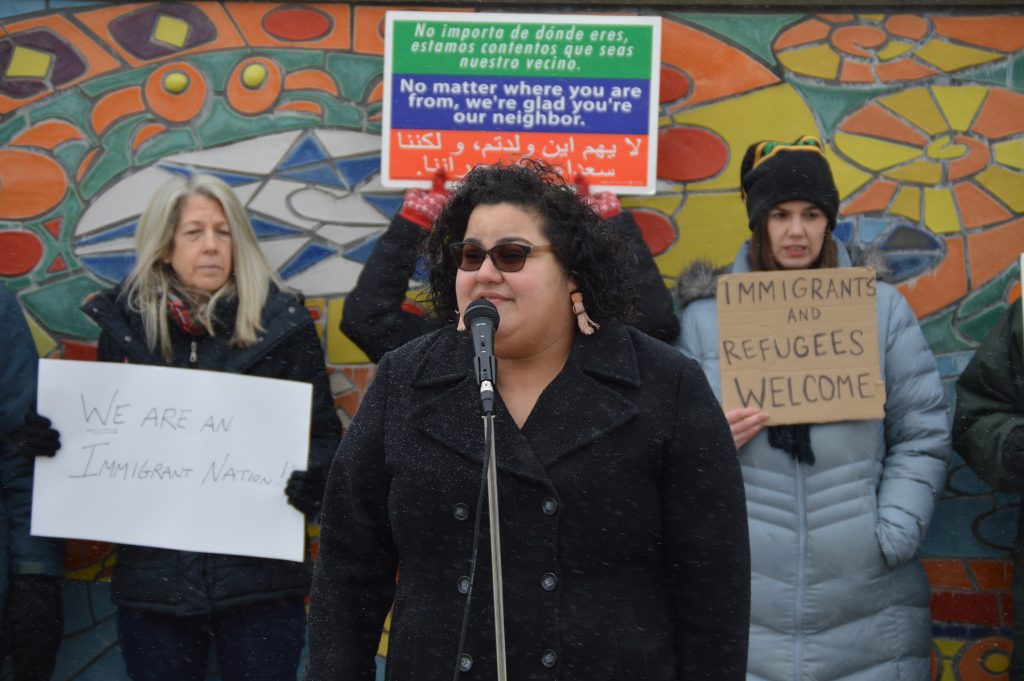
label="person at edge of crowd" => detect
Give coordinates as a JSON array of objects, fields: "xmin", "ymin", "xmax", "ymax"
[
  {"xmin": 675, "ymin": 136, "xmax": 950, "ymax": 681},
  {"xmin": 340, "ymin": 167, "xmax": 679, "ymax": 363},
  {"xmin": 305, "ymin": 159, "xmax": 750, "ymax": 681},
  {"xmin": 15, "ymin": 175, "xmax": 342, "ymax": 681},
  {"xmin": 0, "ymin": 284, "xmax": 64, "ymax": 681},
  {"xmin": 953, "ymin": 298, "xmax": 1024, "ymax": 680}
]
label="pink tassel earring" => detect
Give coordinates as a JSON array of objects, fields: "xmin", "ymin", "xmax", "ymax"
[{"xmin": 570, "ymin": 290, "xmax": 599, "ymax": 335}]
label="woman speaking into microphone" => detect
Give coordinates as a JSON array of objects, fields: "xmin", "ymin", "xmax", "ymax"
[{"xmin": 306, "ymin": 160, "xmax": 749, "ymax": 681}]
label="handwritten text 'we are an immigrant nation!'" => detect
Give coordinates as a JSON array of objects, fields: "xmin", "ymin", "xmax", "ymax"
[{"xmin": 68, "ymin": 389, "xmax": 284, "ymax": 486}]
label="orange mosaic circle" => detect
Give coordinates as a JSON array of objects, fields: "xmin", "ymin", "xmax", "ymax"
[
  {"xmin": 0, "ymin": 150, "xmax": 67, "ymax": 219},
  {"xmin": 144, "ymin": 62, "xmax": 207, "ymax": 123},
  {"xmin": 227, "ymin": 57, "xmax": 282, "ymax": 115},
  {"xmin": 958, "ymin": 636, "xmax": 1012, "ymax": 680}
]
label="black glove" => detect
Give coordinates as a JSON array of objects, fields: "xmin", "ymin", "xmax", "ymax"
[
  {"xmin": 1, "ymin": 574, "xmax": 64, "ymax": 681},
  {"xmin": 285, "ymin": 467, "xmax": 327, "ymax": 517},
  {"xmin": 16, "ymin": 406, "xmax": 61, "ymax": 459}
]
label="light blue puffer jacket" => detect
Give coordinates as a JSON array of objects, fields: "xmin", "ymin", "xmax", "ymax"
[{"xmin": 677, "ymin": 241, "xmax": 950, "ymax": 681}]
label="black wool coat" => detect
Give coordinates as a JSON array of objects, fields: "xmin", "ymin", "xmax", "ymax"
[
  {"xmin": 83, "ymin": 285, "xmax": 342, "ymax": 615},
  {"xmin": 307, "ymin": 323, "xmax": 750, "ymax": 681}
]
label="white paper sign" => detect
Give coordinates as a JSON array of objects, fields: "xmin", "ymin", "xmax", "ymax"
[{"xmin": 31, "ymin": 359, "xmax": 313, "ymax": 562}]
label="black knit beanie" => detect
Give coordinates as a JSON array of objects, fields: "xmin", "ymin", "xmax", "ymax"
[{"xmin": 740, "ymin": 136, "xmax": 839, "ymax": 231}]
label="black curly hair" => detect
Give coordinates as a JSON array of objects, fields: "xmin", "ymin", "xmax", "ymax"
[{"xmin": 424, "ymin": 159, "xmax": 636, "ymax": 326}]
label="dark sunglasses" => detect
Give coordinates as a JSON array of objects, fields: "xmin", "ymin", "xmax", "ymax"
[{"xmin": 449, "ymin": 241, "xmax": 555, "ymax": 273}]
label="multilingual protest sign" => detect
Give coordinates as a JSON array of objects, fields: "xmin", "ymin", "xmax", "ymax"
[
  {"xmin": 717, "ymin": 267, "xmax": 886, "ymax": 425},
  {"xmin": 31, "ymin": 360, "xmax": 313, "ymax": 562},
  {"xmin": 383, "ymin": 11, "xmax": 661, "ymax": 193}
]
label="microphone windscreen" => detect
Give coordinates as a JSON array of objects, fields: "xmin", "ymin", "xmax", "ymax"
[{"xmin": 464, "ymin": 299, "xmax": 500, "ymax": 329}]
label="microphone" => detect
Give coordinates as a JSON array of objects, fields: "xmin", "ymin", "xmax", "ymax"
[{"xmin": 464, "ymin": 299, "xmax": 500, "ymax": 415}]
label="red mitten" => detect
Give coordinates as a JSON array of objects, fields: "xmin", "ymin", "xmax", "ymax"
[
  {"xmin": 399, "ymin": 168, "xmax": 448, "ymax": 229},
  {"xmin": 574, "ymin": 173, "xmax": 621, "ymax": 219}
]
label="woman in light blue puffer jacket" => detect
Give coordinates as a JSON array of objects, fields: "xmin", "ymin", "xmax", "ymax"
[{"xmin": 677, "ymin": 137, "xmax": 950, "ymax": 681}]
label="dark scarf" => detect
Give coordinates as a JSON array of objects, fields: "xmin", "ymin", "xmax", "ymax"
[{"xmin": 768, "ymin": 424, "xmax": 815, "ymax": 465}]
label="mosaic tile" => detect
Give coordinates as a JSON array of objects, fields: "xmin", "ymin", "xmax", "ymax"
[
  {"xmin": 247, "ymin": 179, "xmax": 319, "ymax": 230},
  {"xmin": 858, "ymin": 217, "xmax": 889, "ymax": 243},
  {"xmin": 24, "ymin": 311, "xmax": 58, "ymax": 357},
  {"xmin": 284, "ymin": 255, "xmax": 360, "ymax": 297},
  {"xmin": 975, "ymin": 165, "xmax": 1024, "ymax": 213},
  {"xmin": 880, "ymin": 223, "xmax": 941, "ymax": 251},
  {"xmin": 79, "ymin": 130, "xmax": 136, "ymax": 200},
  {"xmin": 833, "ymin": 220, "xmax": 853, "ymax": 243},
  {"xmin": 318, "ymin": 224, "xmax": 385, "ymax": 250},
  {"xmin": 77, "ymin": 166, "xmax": 175, "ymax": 237},
  {"xmin": 279, "ymin": 242, "xmax": 336, "ymax": 280},
  {"xmin": 20, "ymin": 274, "xmax": 101, "ymax": 338},
  {"xmin": 165, "ymin": 129, "xmax": 301, "ymax": 175},
  {"xmin": 924, "ymin": 187, "xmax": 960, "ymax": 234},
  {"xmin": 0, "ymin": 149, "xmax": 68, "ymax": 220},
  {"xmin": 341, "ymin": 234, "xmax": 381, "ymax": 265},
  {"xmin": 361, "ymin": 194, "xmax": 403, "ymax": 220},
  {"xmin": 52, "ymin": 141, "xmax": 92, "ymax": 176},
  {"xmin": 920, "ymin": 308, "xmax": 972, "ymax": 354},
  {"xmin": 258, "ymin": 236, "xmax": 308, "ymax": 271},
  {"xmin": 960, "ymin": 305, "xmax": 1012, "ymax": 345},
  {"xmin": 281, "ymin": 164, "xmax": 345, "ymax": 188},
  {"xmin": 898, "ymin": 234, "xmax": 966, "ymax": 318},
  {"xmin": 195, "ymin": 99, "xmax": 308, "ymax": 149},
  {"xmin": 132, "ymin": 127, "xmax": 195, "ymax": 166},
  {"xmin": 261, "ymin": 48, "xmax": 325, "ymax": 72},
  {"xmin": 935, "ymin": 351, "xmax": 973, "ymax": 379},
  {"xmin": 960, "ymin": 269, "xmax": 1017, "ymax": 320},
  {"xmin": 159, "ymin": 161, "xmax": 259, "ymax": 187},
  {"xmin": 74, "ymin": 221, "xmax": 136, "ymax": 248},
  {"xmin": 292, "ymin": 190, "xmax": 386, "ymax": 227},
  {"xmin": 326, "ymin": 54, "xmax": 382, "ymax": 103},
  {"xmin": 0, "ymin": 116, "xmax": 28, "ymax": 145},
  {"xmin": 0, "ymin": 1, "xmax": 45, "ymax": 20},
  {"xmin": 335, "ymin": 155, "xmax": 381, "ymax": 187},
  {"xmin": 315, "ymin": 129, "xmax": 381, "ymax": 158},
  {"xmin": 683, "ymin": 12, "xmax": 803, "ymax": 65},
  {"xmin": 835, "ymin": 132, "xmax": 922, "ymax": 172},
  {"xmin": 916, "ymin": 40, "xmax": 1003, "ymax": 73},
  {"xmin": 251, "ymin": 217, "xmax": 305, "ymax": 239},
  {"xmin": 327, "ymin": 297, "xmax": 370, "ymax": 366},
  {"xmin": 879, "ymin": 89, "xmax": 949, "ymax": 136},
  {"xmin": 967, "ymin": 219, "xmax": 1024, "ymax": 288},
  {"xmin": 79, "ymin": 252, "xmax": 136, "ymax": 283},
  {"xmin": 279, "ymin": 132, "xmax": 329, "ymax": 169},
  {"xmin": 76, "ymin": 67, "xmax": 147, "ymax": 98}
]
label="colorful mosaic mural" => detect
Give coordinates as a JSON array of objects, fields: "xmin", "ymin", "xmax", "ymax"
[{"xmin": 0, "ymin": 3, "xmax": 1022, "ymax": 680}]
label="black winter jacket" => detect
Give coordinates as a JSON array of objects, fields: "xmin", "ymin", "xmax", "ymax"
[
  {"xmin": 83, "ymin": 285, "xmax": 342, "ymax": 615},
  {"xmin": 341, "ymin": 212, "xmax": 680, "ymax": 363},
  {"xmin": 307, "ymin": 323, "xmax": 749, "ymax": 681}
]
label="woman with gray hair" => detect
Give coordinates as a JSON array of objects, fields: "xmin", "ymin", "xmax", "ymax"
[{"xmin": 18, "ymin": 174, "xmax": 342, "ymax": 680}]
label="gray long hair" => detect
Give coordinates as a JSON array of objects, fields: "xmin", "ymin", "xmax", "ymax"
[{"xmin": 120, "ymin": 174, "xmax": 284, "ymax": 361}]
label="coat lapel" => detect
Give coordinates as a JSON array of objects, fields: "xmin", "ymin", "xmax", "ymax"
[
  {"xmin": 523, "ymin": 325, "xmax": 640, "ymax": 467},
  {"xmin": 407, "ymin": 325, "xmax": 642, "ymax": 483},
  {"xmin": 407, "ymin": 331, "xmax": 551, "ymax": 487}
]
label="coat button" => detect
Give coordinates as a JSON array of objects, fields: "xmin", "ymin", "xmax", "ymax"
[
  {"xmin": 288, "ymin": 306, "xmax": 296, "ymax": 313},
  {"xmin": 459, "ymin": 654, "xmax": 473, "ymax": 671},
  {"xmin": 541, "ymin": 497, "xmax": 558, "ymax": 515},
  {"xmin": 541, "ymin": 649, "xmax": 558, "ymax": 668},
  {"xmin": 457, "ymin": 575, "xmax": 470, "ymax": 594},
  {"xmin": 540, "ymin": 572, "xmax": 558, "ymax": 591},
  {"xmin": 453, "ymin": 503, "xmax": 469, "ymax": 521},
  {"xmin": 124, "ymin": 335, "xmax": 132, "ymax": 341}
]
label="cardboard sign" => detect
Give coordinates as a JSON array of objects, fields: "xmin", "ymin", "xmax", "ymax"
[
  {"xmin": 31, "ymin": 360, "xmax": 312, "ymax": 562},
  {"xmin": 383, "ymin": 11, "xmax": 661, "ymax": 193},
  {"xmin": 717, "ymin": 267, "xmax": 886, "ymax": 425}
]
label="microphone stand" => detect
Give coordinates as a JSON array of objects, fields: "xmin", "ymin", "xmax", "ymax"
[{"xmin": 481, "ymin": 405, "xmax": 508, "ymax": 681}]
